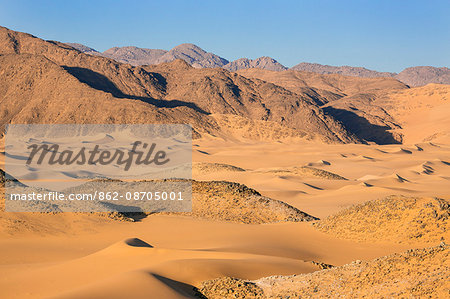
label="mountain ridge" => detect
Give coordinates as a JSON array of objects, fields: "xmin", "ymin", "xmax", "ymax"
[
  {"xmin": 1, "ymin": 25, "xmax": 447, "ymax": 145},
  {"xmin": 67, "ymin": 42, "xmax": 449, "ymax": 87}
]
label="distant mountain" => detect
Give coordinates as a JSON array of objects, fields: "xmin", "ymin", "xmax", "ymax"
[
  {"xmin": 395, "ymin": 66, "xmax": 450, "ymax": 87},
  {"xmin": 290, "ymin": 62, "xmax": 396, "ymax": 78},
  {"xmin": 102, "ymin": 46, "xmax": 167, "ymax": 66},
  {"xmin": 224, "ymin": 57, "xmax": 287, "ymax": 72},
  {"xmin": 153, "ymin": 43, "xmax": 229, "ymax": 68},
  {"xmin": 290, "ymin": 63, "xmax": 450, "ymax": 87},
  {"xmin": 65, "ymin": 42, "xmax": 449, "ymax": 87},
  {"xmin": 66, "ymin": 43, "xmax": 99, "ymax": 55},
  {"xmin": 70, "ymin": 43, "xmax": 229, "ymax": 68}
]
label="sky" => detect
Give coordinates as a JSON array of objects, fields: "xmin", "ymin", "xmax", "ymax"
[{"xmin": 0, "ymin": 0, "xmax": 449, "ymax": 72}]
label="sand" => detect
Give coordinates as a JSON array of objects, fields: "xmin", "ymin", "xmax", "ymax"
[
  {"xmin": 1, "ymin": 136, "xmax": 449, "ymax": 298},
  {"xmin": 201, "ymin": 243, "xmax": 449, "ymax": 298}
]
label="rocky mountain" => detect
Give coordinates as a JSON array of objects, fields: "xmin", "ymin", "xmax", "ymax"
[
  {"xmin": 290, "ymin": 62, "xmax": 397, "ymax": 78},
  {"xmin": 395, "ymin": 66, "xmax": 450, "ymax": 87},
  {"xmin": 102, "ymin": 46, "xmax": 167, "ymax": 66},
  {"xmin": 0, "ymin": 26, "xmax": 357, "ymax": 143},
  {"xmin": 153, "ymin": 43, "xmax": 228, "ymax": 68},
  {"xmin": 223, "ymin": 57, "xmax": 287, "ymax": 72}
]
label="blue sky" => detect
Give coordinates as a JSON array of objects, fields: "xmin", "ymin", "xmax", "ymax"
[{"xmin": 1, "ymin": 0, "xmax": 449, "ymax": 72}]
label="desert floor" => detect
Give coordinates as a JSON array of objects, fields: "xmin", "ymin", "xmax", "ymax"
[{"xmin": 0, "ymin": 138, "xmax": 449, "ymax": 298}]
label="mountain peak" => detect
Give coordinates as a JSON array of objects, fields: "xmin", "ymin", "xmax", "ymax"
[
  {"xmin": 156, "ymin": 43, "xmax": 229, "ymax": 68},
  {"xmin": 172, "ymin": 43, "xmax": 203, "ymax": 50}
]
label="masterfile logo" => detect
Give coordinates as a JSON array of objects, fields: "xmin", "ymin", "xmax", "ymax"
[
  {"xmin": 26, "ymin": 141, "xmax": 170, "ymax": 171},
  {"xmin": 4, "ymin": 124, "xmax": 192, "ymax": 213}
]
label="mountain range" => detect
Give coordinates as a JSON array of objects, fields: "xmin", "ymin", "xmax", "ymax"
[
  {"xmin": 1, "ymin": 26, "xmax": 449, "ymax": 145},
  {"xmin": 67, "ymin": 42, "xmax": 450, "ymax": 87},
  {"xmin": 1, "ymin": 26, "xmax": 357, "ymax": 144}
]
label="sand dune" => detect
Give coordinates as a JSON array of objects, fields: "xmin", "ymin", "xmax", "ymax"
[
  {"xmin": 0, "ymin": 213, "xmax": 409, "ymax": 298},
  {"xmin": 1, "ymin": 137, "xmax": 449, "ymax": 297},
  {"xmin": 255, "ymin": 166, "xmax": 346, "ymax": 180}
]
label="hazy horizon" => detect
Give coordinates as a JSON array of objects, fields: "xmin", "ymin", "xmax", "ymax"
[{"xmin": 1, "ymin": 0, "xmax": 449, "ymax": 72}]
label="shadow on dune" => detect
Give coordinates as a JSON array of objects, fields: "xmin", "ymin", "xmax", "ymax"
[
  {"xmin": 62, "ymin": 66, "xmax": 210, "ymax": 115},
  {"xmin": 122, "ymin": 212, "xmax": 149, "ymax": 222},
  {"xmin": 151, "ymin": 273, "xmax": 206, "ymax": 298},
  {"xmin": 99, "ymin": 202, "xmax": 149, "ymax": 222},
  {"xmin": 124, "ymin": 238, "xmax": 153, "ymax": 248},
  {"xmin": 323, "ymin": 106, "xmax": 401, "ymax": 145}
]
